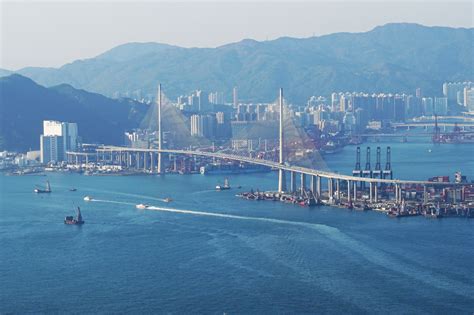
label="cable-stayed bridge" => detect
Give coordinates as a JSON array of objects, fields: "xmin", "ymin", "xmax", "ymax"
[{"xmin": 81, "ymin": 86, "xmax": 470, "ymax": 206}]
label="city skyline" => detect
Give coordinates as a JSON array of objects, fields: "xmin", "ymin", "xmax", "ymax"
[{"xmin": 1, "ymin": 1, "xmax": 473, "ymax": 70}]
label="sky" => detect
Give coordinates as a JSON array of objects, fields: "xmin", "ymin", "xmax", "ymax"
[{"xmin": 0, "ymin": 0, "xmax": 472, "ymax": 70}]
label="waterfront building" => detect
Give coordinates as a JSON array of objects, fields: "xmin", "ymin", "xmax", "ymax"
[{"xmin": 40, "ymin": 120, "xmax": 78, "ymax": 164}]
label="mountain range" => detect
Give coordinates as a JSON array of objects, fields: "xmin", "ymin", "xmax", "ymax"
[
  {"xmin": 0, "ymin": 74, "xmax": 148, "ymax": 152},
  {"xmin": 2, "ymin": 23, "xmax": 473, "ymax": 103}
]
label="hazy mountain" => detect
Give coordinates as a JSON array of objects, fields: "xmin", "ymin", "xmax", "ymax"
[
  {"xmin": 0, "ymin": 74, "xmax": 148, "ymax": 152},
  {"xmin": 0, "ymin": 68, "xmax": 13, "ymax": 77},
  {"xmin": 7, "ymin": 23, "xmax": 474, "ymax": 103}
]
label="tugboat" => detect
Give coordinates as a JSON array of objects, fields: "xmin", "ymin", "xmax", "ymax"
[
  {"xmin": 34, "ymin": 180, "xmax": 51, "ymax": 193},
  {"xmin": 64, "ymin": 207, "xmax": 85, "ymax": 225},
  {"xmin": 216, "ymin": 178, "xmax": 231, "ymax": 191}
]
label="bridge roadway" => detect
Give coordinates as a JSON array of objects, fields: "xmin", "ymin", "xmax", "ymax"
[
  {"xmin": 392, "ymin": 122, "xmax": 474, "ymax": 128},
  {"xmin": 98, "ymin": 145, "xmax": 461, "ymax": 187}
]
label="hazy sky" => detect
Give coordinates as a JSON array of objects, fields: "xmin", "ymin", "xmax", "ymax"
[{"xmin": 1, "ymin": 1, "xmax": 472, "ymax": 70}]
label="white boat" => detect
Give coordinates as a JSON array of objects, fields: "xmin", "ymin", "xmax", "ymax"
[
  {"xmin": 216, "ymin": 178, "xmax": 231, "ymax": 190},
  {"xmin": 163, "ymin": 198, "xmax": 172, "ymax": 203},
  {"xmin": 83, "ymin": 196, "xmax": 93, "ymax": 201},
  {"xmin": 136, "ymin": 204, "xmax": 149, "ymax": 209},
  {"xmin": 34, "ymin": 180, "xmax": 51, "ymax": 193}
]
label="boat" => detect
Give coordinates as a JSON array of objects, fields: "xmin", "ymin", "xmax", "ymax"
[
  {"xmin": 83, "ymin": 196, "xmax": 93, "ymax": 201},
  {"xmin": 163, "ymin": 198, "xmax": 172, "ymax": 203},
  {"xmin": 34, "ymin": 180, "xmax": 51, "ymax": 193},
  {"xmin": 136, "ymin": 204, "xmax": 150, "ymax": 209},
  {"xmin": 64, "ymin": 207, "xmax": 85, "ymax": 225},
  {"xmin": 216, "ymin": 178, "xmax": 231, "ymax": 191},
  {"xmin": 69, "ymin": 188, "xmax": 77, "ymax": 192}
]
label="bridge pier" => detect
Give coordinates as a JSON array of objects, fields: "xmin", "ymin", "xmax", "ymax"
[
  {"xmin": 317, "ymin": 176, "xmax": 321, "ymax": 198},
  {"xmin": 290, "ymin": 171, "xmax": 296, "ymax": 193},
  {"xmin": 374, "ymin": 184, "xmax": 378, "ymax": 202},
  {"xmin": 347, "ymin": 180, "xmax": 352, "ymax": 203},
  {"xmin": 143, "ymin": 152, "xmax": 148, "ymax": 171},
  {"xmin": 328, "ymin": 178, "xmax": 334, "ymax": 202},
  {"xmin": 353, "ymin": 181, "xmax": 357, "ymax": 201},
  {"xmin": 310, "ymin": 175, "xmax": 317, "ymax": 198},
  {"xmin": 395, "ymin": 184, "xmax": 399, "ymax": 203},
  {"xmin": 423, "ymin": 185, "xmax": 428, "ymax": 204},
  {"xmin": 278, "ymin": 169, "xmax": 286, "ymax": 193},
  {"xmin": 150, "ymin": 152, "xmax": 154, "ymax": 173},
  {"xmin": 336, "ymin": 179, "xmax": 340, "ymax": 202},
  {"xmin": 300, "ymin": 173, "xmax": 306, "ymax": 195},
  {"xmin": 369, "ymin": 182, "xmax": 373, "ymax": 202}
]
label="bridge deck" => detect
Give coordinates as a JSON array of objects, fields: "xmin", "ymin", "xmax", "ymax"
[{"xmin": 97, "ymin": 146, "xmax": 464, "ymax": 186}]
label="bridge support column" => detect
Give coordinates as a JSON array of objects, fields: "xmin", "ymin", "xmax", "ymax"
[
  {"xmin": 353, "ymin": 181, "xmax": 357, "ymax": 201},
  {"xmin": 143, "ymin": 152, "xmax": 148, "ymax": 171},
  {"xmin": 317, "ymin": 176, "xmax": 321, "ymax": 198},
  {"xmin": 328, "ymin": 178, "xmax": 333, "ymax": 202},
  {"xmin": 290, "ymin": 171, "xmax": 296, "ymax": 193},
  {"xmin": 300, "ymin": 173, "xmax": 306, "ymax": 195},
  {"xmin": 423, "ymin": 185, "xmax": 428, "ymax": 205},
  {"xmin": 369, "ymin": 182, "xmax": 373, "ymax": 203},
  {"xmin": 150, "ymin": 152, "xmax": 154, "ymax": 173},
  {"xmin": 374, "ymin": 184, "xmax": 378, "ymax": 203},
  {"xmin": 347, "ymin": 180, "xmax": 352, "ymax": 203},
  {"xmin": 136, "ymin": 152, "xmax": 140, "ymax": 169},
  {"xmin": 278, "ymin": 169, "xmax": 286, "ymax": 193},
  {"xmin": 310, "ymin": 175, "xmax": 317, "ymax": 198},
  {"xmin": 157, "ymin": 153, "xmax": 163, "ymax": 174},
  {"xmin": 336, "ymin": 179, "xmax": 340, "ymax": 202},
  {"xmin": 395, "ymin": 184, "xmax": 399, "ymax": 203}
]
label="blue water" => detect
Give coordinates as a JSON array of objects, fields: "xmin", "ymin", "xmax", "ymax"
[{"xmin": 1, "ymin": 141, "xmax": 473, "ymax": 313}]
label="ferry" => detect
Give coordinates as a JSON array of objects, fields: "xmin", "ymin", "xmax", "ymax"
[
  {"xmin": 216, "ymin": 178, "xmax": 231, "ymax": 191},
  {"xmin": 83, "ymin": 196, "xmax": 93, "ymax": 201},
  {"xmin": 64, "ymin": 207, "xmax": 85, "ymax": 225},
  {"xmin": 136, "ymin": 204, "xmax": 150, "ymax": 209},
  {"xmin": 34, "ymin": 180, "xmax": 51, "ymax": 193}
]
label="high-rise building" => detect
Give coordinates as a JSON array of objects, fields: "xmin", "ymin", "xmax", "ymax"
[
  {"xmin": 331, "ymin": 93, "xmax": 339, "ymax": 112},
  {"xmin": 190, "ymin": 114, "xmax": 216, "ymax": 138},
  {"xmin": 466, "ymin": 88, "xmax": 474, "ymax": 112},
  {"xmin": 209, "ymin": 91, "xmax": 225, "ymax": 105},
  {"xmin": 434, "ymin": 97, "xmax": 448, "ymax": 115},
  {"xmin": 40, "ymin": 135, "xmax": 64, "ymax": 164},
  {"xmin": 422, "ymin": 97, "xmax": 434, "ymax": 116},
  {"xmin": 443, "ymin": 82, "xmax": 473, "ymax": 105},
  {"xmin": 415, "ymin": 88, "xmax": 422, "ymax": 98},
  {"xmin": 40, "ymin": 120, "xmax": 78, "ymax": 164},
  {"xmin": 233, "ymin": 87, "xmax": 238, "ymax": 108}
]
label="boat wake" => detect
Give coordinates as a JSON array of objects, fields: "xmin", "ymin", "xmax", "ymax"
[
  {"xmin": 145, "ymin": 205, "xmax": 474, "ymax": 299},
  {"xmin": 89, "ymin": 199, "xmax": 136, "ymax": 206}
]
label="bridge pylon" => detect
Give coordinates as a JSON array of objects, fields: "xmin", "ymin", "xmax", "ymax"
[
  {"xmin": 157, "ymin": 83, "xmax": 163, "ymax": 174},
  {"xmin": 278, "ymin": 88, "xmax": 286, "ymax": 193}
]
